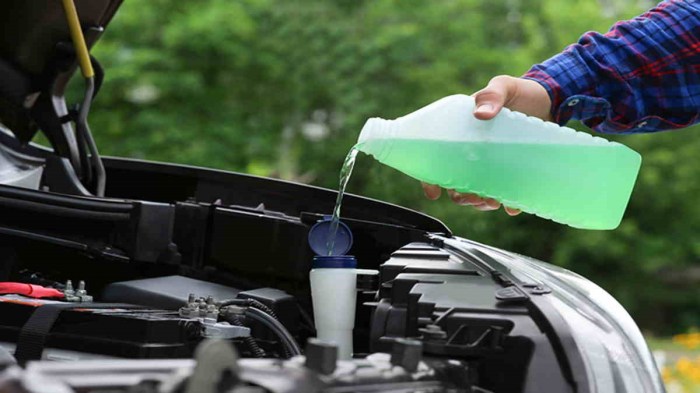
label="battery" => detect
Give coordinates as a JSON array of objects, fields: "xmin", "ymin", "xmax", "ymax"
[{"xmin": 0, "ymin": 295, "xmax": 201, "ymax": 358}]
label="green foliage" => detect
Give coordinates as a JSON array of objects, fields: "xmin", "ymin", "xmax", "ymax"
[{"xmin": 84, "ymin": 0, "xmax": 698, "ymax": 334}]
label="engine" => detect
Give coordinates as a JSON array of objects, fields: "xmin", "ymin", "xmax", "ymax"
[{"xmin": 0, "ymin": 235, "xmax": 582, "ymax": 393}]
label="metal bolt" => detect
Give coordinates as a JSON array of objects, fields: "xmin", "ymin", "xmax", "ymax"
[
  {"xmin": 64, "ymin": 280, "xmax": 74, "ymax": 295},
  {"xmin": 76, "ymin": 281, "xmax": 87, "ymax": 296},
  {"xmin": 205, "ymin": 306, "xmax": 219, "ymax": 320}
]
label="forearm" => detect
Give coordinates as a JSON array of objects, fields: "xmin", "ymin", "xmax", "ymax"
[{"xmin": 523, "ymin": 0, "xmax": 700, "ymax": 133}]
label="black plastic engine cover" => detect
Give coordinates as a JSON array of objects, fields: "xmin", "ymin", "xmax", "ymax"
[
  {"xmin": 102, "ymin": 275, "xmax": 241, "ymax": 310},
  {"xmin": 369, "ymin": 242, "xmax": 573, "ymax": 393}
]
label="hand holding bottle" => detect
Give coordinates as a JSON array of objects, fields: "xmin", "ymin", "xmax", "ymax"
[{"xmin": 421, "ymin": 76, "xmax": 552, "ymax": 216}]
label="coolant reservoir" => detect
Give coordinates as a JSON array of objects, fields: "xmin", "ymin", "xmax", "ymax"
[
  {"xmin": 308, "ymin": 218, "xmax": 357, "ymax": 360},
  {"xmin": 307, "ymin": 217, "xmax": 379, "ymax": 360},
  {"xmin": 309, "ymin": 255, "xmax": 357, "ymax": 360},
  {"xmin": 357, "ymin": 95, "xmax": 642, "ymax": 230}
]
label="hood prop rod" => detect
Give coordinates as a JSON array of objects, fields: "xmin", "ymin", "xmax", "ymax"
[{"xmin": 60, "ymin": 0, "xmax": 106, "ymax": 197}]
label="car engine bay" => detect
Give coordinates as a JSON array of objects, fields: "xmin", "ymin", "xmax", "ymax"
[
  {"xmin": 0, "ymin": 229, "xmax": 576, "ymax": 393},
  {"xmin": 0, "ymin": 154, "xmax": 578, "ymax": 392}
]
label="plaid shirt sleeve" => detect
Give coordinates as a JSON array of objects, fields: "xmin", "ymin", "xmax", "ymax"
[{"xmin": 522, "ymin": 0, "xmax": 700, "ymax": 134}]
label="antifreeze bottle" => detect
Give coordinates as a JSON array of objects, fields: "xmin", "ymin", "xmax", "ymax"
[{"xmin": 356, "ymin": 95, "xmax": 641, "ymax": 230}]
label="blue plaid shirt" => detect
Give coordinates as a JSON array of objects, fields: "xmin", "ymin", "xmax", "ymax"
[{"xmin": 522, "ymin": 0, "xmax": 700, "ymax": 134}]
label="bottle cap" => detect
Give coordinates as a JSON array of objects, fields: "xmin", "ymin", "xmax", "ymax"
[
  {"xmin": 312, "ymin": 255, "xmax": 357, "ymax": 269},
  {"xmin": 308, "ymin": 216, "xmax": 353, "ymax": 256}
]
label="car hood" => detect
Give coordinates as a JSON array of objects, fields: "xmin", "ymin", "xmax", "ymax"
[
  {"xmin": 0, "ymin": 0, "xmax": 123, "ymax": 144},
  {"xmin": 443, "ymin": 236, "xmax": 665, "ymax": 393}
]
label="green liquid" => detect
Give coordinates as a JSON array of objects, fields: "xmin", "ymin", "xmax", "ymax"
[
  {"xmin": 327, "ymin": 147, "xmax": 360, "ymax": 255},
  {"xmin": 357, "ymin": 138, "xmax": 641, "ymax": 229}
]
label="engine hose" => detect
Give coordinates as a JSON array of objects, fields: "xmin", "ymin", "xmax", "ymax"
[
  {"xmin": 225, "ymin": 314, "xmax": 266, "ymax": 358},
  {"xmin": 219, "ymin": 300, "xmax": 297, "ymax": 357},
  {"xmin": 218, "ymin": 299, "xmax": 279, "ymax": 320},
  {"xmin": 244, "ymin": 307, "xmax": 302, "ymax": 357},
  {"xmin": 244, "ymin": 300, "xmax": 293, "ymax": 357}
]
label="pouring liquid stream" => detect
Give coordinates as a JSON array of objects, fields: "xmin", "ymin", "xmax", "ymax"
[{"xmin": 326, "ymin": 146, "xmax": 360, "ymax": 255}]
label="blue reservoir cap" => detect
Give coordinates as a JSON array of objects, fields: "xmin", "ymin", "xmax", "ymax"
[
  {"xmin": 313, "ymin": 255, "xmax": 357, "ymax": 269},
  {"xmin": 308, "ymin": 216, "xmax": 353, "ymax": 256}
]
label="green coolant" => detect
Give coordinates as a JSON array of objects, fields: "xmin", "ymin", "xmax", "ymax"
[{"xmin": 357, "ymin": 138, "xmax": 641, "ymax": 230}]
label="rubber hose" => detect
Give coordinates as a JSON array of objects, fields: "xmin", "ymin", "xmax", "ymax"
[
  {"xmin": 225, "ymin": 314, "xmax": 266, "ymax": 358},
  {"xmin": 245, "ymin": 308, "xmax": 301, "ymax": 357}
]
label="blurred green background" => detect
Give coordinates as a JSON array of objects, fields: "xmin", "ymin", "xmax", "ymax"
[{"xmin": 80, "ymin": 0, "xmax": 699, "ymax": 336}]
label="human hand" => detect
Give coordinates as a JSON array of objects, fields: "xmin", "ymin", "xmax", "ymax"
[{"xmin": 421, "ymin": 75, "xmax": 552, "ymax": 216}]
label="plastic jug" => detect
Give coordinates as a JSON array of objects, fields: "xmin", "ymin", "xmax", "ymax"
[{"xmin": 356, "ymin": 94, "xmax": 641, "ymax": 230}]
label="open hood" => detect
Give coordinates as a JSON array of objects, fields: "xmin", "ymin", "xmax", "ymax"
[{"xmin": 0, "ymin": 0, "xmax": 122, "ymax": 148}]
